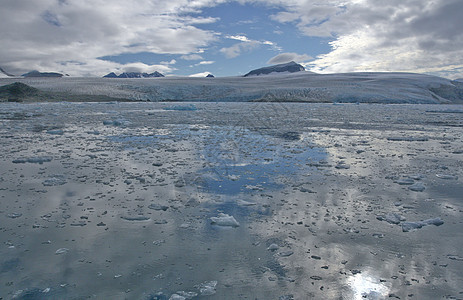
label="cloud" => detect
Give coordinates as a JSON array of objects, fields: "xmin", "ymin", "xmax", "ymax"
[
  {"xmin": 121, "ymin": 62, "xmax": 173, "ymax": 74},
  {"xmin": 267, "ymin": 53, "xmax": 312, "ymax": 65},
  {"xmin": 220, "ymin": 41, "xmax": 260, "ymax": 58},
  {"xmin": 160, "ymin": 59, "xmax": 177, "ymax": 65},
  {"xmin": 2, "ymin": 0, "xmax": 463, "ymax": 78},
  {"xmin": 180, "ymin": 54, "xmax": 204, "ymax": 61},
  {"xmin": 0, "ymin": 0, "xmax": 220, "ymax": 76},
  {"xmin": 198, "ymin": 61, "xmax": 215, "ymax": 65},
  {"xmin": 226, "ymin": 35, "xmax": 252, "ymax": 42},
  {"xmin": 220, "ymin": 34, "xmax": 279, "ymax": 58},
  {"xmin": 266, "ymin": 0, "xmax": 463, "ymax": 78}
]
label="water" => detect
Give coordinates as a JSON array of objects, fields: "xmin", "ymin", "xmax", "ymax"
[{"xmin": 0, "ymin": 102, "xmax": 462, "ymax": 299}]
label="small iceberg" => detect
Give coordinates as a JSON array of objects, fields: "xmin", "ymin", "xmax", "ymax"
[
  {"xmin": 210, "ymin": 213, "xmax": 240, "ymax": 227},
  {"xmin": 402, "ymin": 217, "xmax": 444, "ymax": 232}
]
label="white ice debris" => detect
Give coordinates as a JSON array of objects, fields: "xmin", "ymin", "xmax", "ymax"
[
  {"xmin": 402, "ymin": 218, "xmax": 444, "ymax": 232},
  {"xmin": 42, "ymin": 174, "xmax": 67, "ymax": 186},
  {"xmin": 436, "ymin": 174, "xmax": 458, "ymax": 180},
  {"xmin": 103, "ymin": 119, "xmax": 130, "ymax": 127},
  {"xmin": 210, "ymin": 213, "xmax": 240, "ymax": 227},
  {"xmin": 12, "ymin": 156, "xmax": 53, "ymax": 164},
  {"xmin": 237, "ymin": 200, "xmax": 257, "ymax": 206},
  {"xmin": 198, "ymin": 281, "xmax": 218, "ymax": 296},
  {"xmin": 267, "ymin": 244, "xmax": 279, "ymax": 251},
  {"xmin": 55, "ymin": 248, "xmax": 69, "ymax": 254},
  {"xmin": 7, "ymin": 213, "xmax": 22, "ymax": 218}
]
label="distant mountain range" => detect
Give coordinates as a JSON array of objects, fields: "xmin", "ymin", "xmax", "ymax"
[
  {"xmin": 244, "ymin": 61, "xmax": 305, "ymax": 77},
  {"xmin": 103, "ymin": 71, "xmax": 164, "ymax": 78},
  {"xmin": 22, "ymin": 70, "xmax": 63, "ymax": 78}
]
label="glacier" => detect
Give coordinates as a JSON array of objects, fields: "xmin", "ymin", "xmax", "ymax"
[{"xmin": 1, "ymin": 71, "xmax": 462, "ymax": 103}]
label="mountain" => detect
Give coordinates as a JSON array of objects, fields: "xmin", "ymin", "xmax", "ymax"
[
  {"xmin": 244, "ymin": 61, "xmax": 305, "ymax": 77},
  {"xmin": 0, "ymin": 82, "xmax": 42, "ymax": 102},
  {"xmin": 103, "ymin": 71, "xmax": 164, "ymax": 78},
  {"xmin": 0, "ymin": 67, "xmax": 15, "ymax": 78},
  {"xmin": 206, "ymin": 74, "xmax": 215, "ymax": 78},
  {"xmin": 22, "ymin": 70, "xmax": 63, "ymax": 78}
]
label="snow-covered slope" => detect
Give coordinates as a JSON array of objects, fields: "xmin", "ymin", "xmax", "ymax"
[
  {"xmin": 244, "ymin": 61, "xmax": 305, "ymax": 77},
  {"xmin": 1, "ymin": 72, "xmax": 462, "ymax": 103}
]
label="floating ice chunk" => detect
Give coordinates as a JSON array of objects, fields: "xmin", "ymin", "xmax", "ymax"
[
  {"xmin": 237, "ymin": 200, "xmax": 257, "ymax": 206},
  {"xmin": 402, "ymin": 217, "xmax": 444, "ymax": 232},
  {"xmin": 198, "ymin": 281, "xmax": 217, "ymax": 296},
  {"xmin": 47, "ymin": 129, "xmax": 64, "ymax": 135},
  {"xmin": 12, "ymin": 156, "xmax": 53, "ymax": 164},
  {"xmin": 394, "ymin": 178, "xmax": 414, "ymax": 185},
  {"xmin": 7, "ymin": 213, "xmax": 22, "ymax": 218},
  {"xmin": 42, "ymin": 175, "xmax": 67, "ymax": 186},
  {"xmin": 335, "ymin": 162, "xmax": 350, "ymax": 169},
  {"xmin": 447, "ymin": 255, "xmax": 463, "ymax": 261},
  {"xmin": 421, "ymin": 217, "xmax": 444, "ymax": 226},
  {"xmin": 409, "ymin": 174, "xmax": 425, "ymax": 180},
  {"xmin": 103, "ymin": 119, "xmax": 130, "ymax": 127},
  {"xmin": 55, "ymin": 248, "xmax": 69, "ymax": 254},
  {"xmin": 436, "ymin": 174, "xmax": 458, "ymax": 180},
  {"xmin": 384, "ymin": 213, "xmax": 405, "ymax": 225},
  {"xmin": 267, "ymin": 244, "xmax": 279, "ymax": 251},
  {"xmin": 175, "ymin": 291, "xmax": 198, "ymax": 299},
  {"xmin": 120, "ymin": 215, "xmax": 151, "ymax": 221},
  {"xmin": 148, "ymin": 203, "xmax": 169, "ymax": 211},
  {"xmin": 210, "ymin": 213, "xmax": 240, "ymax": 227},
  {"xmin": 278, "ymin": 251, "xmax": 294, "ymax": 257},
  {"xmin": 154, "ymin": 220, "xmax": 168, "ymax": 224},
  {"xmin": 408, "ymin": 182, "xmax": 425, "ymax": 192},
  {"xmin": 169, "ymin": 294, "xmax": 186, "ymax": 300}
]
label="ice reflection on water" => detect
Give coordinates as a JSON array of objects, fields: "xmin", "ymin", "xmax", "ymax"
[
  {"xmin": 347, "ymin": 272, "xmax": 390, "ymax": 300},
  {"xmin": 0, "ymin": 102, "xmax": 462, "ymax": 299}
]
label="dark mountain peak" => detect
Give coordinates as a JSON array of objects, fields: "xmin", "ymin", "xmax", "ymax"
[
  {"xmin": 244, "ymin": 61, "xmax": 305, "ymax": 77},
  {"xmin": 0, "ymin": 82, "xmax": 41, "ymax": 102},
  {"xmin": 206, "ymin": 74, "xmax": 214, "ymax": 78},
  {"xmin": 103, "ymin": 71, "xmax": 165, "ymax": 78},
  {"xmin": 22, "ymin": 70, "xmax": 63, "ymax": 78},
  {"xmin": 0, "ymin": 67, "xmax": 15, "ymax": 77},
  {"xmin": 103, "ymin": 72, "xmax": 118, "ymax": 78}
]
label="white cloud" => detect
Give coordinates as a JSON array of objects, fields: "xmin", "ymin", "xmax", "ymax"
[
  {"xmin": 220, "ymin": 34, "xmax": 279, "ymax": 59},
  {"xmin": 180, "ymin": 54, "xmax": 204, "ymax": 61},
  {"xmin": 220, "ymin": 41, "xmax": 260, "ymax": 58},
  {"xmin": 0, "ymin": 0, "xmax": 220, "ymax": 76},
  {"xmin": 160, "ymin": 59, "xmax": 177, "ymax": 65},
  {"xmin": 265, "ymin": 0, "xmax": 463, "ymax": 78},
  {"xmin": 198, "ymin": 61, "xmax": 215, "ymax": 65},
  {"xmin": 120, "ymin": 62, "xmax": 173, "ymax": 74},
  {"xmin": 267, "ymin": 53, "xmax": 312, "ymax": 65},
  {"xmin": 226, "ymin": 35, "xmax": 252, "ymax": 42},
  {"xmin": 2, "ymin": 0, "xmax": 463, "ymax": 78}
]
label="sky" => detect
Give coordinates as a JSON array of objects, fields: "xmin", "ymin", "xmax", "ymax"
[{"xmin": 1, "ymin": 0, "xmax": 462, "ymax": 78}]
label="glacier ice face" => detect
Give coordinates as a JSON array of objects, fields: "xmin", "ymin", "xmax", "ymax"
[{"xmin": 1, "ymin": 71, "xmax": 462, "ymax": 103}]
